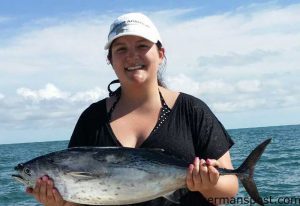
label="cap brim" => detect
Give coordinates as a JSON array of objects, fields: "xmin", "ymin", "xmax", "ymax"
[{"xmin": 104, "ymin": 32, "xmax": 159, "ymax": 50}]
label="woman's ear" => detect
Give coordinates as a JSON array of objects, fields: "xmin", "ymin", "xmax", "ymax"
[{"xmin": 159, "ymin": 48, "xmax": 165, "ymax": 61}]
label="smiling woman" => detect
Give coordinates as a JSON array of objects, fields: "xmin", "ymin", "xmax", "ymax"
[
  {"xmin": 24, "ymin": 12, "xmax": 239, "ymax": 206},
  {"xmin": 109, "ymin": 36, "xmax": 164, "ymax": 87},
  {"xmin": 106, "ymin": 13, "xmax": 166, "ymax": 91}
]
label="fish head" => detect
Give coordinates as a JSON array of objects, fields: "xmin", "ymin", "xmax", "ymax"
[
  {"xmin": 12, "ymin": 162, "xmax": 37, "ymax": 188},
  {"xmin": 12, "ymin": 155, "xmax": 56, "ymax": 188}
]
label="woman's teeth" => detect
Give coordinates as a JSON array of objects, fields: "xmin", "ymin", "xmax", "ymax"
[{"xmin": 126, "ymin": 65, "xmax": 144, "ymax": 71}]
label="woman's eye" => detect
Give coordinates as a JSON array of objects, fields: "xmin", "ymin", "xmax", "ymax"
[
  {"xmin": 139, "ymin": 44, "xmax": 149, "ymax": 49},
  {"xmin": 116, "ymin": 47, "xmax": 126, "ymax": 53}
]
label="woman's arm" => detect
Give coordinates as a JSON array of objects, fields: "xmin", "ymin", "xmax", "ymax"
[{"xmin": 186, "ymin": 151, "xmax": 239, "ymax": 205}]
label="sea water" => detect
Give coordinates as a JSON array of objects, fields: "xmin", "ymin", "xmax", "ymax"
[{"xmin": 0, "ymin": 125, "xmax": 299, "ymax": 206}]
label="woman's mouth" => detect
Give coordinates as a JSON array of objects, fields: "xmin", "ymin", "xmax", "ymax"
[{"xmin": 125, "ymin": 65, "xmax": 145, "ymax": 71}]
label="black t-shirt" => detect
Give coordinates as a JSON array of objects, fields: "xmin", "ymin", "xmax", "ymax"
[{"xmin": 68, "ymin": 93, "xmax": 234, "ymax": 206}]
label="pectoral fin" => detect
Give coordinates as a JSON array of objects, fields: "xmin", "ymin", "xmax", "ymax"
[
  {"xmin": 163, "ymin": 191, "xmax": 180, "ymax": 204},
  {"xmin": 67, "ymin": 172, "xmax": 94, "ymax": 178},
  {"xmin": 163, "ymin": 188, "xmax": 188, "ymax": 204}
]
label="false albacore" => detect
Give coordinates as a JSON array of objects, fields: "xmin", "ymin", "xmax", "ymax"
[{"xmin": 12, "ymin": 138, "xmax": 271, "ymax": 205}]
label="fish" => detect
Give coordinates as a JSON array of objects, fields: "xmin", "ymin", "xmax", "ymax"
[{"xmin": 12, "ymin": 138, "xmax": 271, "ymax": 205}]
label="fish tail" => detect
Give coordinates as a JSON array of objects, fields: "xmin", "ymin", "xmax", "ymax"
[{"xmin": 235, "ymin": 138, "xmax": 272, "ymax": 206}]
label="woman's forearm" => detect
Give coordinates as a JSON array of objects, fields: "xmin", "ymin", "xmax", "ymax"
[{"xmin": 200, "ymin": 174, "xmax": 239, "ymax": 205}]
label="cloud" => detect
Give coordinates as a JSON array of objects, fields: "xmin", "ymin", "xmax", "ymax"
[
  {"xmin": 238, "ymin": 3, "xmax": 300, "ymax": 34},
  {"xmin": 167, "ymin": 73, "xmax": 300, "ymax": 113},
  {"xmin": 197, "ymin": 50, "xmax": 280, "ymax": 67},
  {"xmin": 17, "ymin": 83, "xmax": 69, "ymax": 102},
  {"xmin": 198, "ymin": 80, "xmax": 235, "ymax": 95},
  {"xmin": 159, "ymin": 3, "xmax": 300, "ymax": 118},
  {"xmin": 0, "ymin": 83, "xmax": 107, "ymax": 130},
  {"xmin": 160, "ymin": 4, "xmax": 300, "ymax": 81},
  {"xmin": 70, "ymin": 87, "xmax": 107, "ymax": 102},
  {"xmin": 0, "ymin": 14, "xmax": 116, "ymax": 92},
  {"xmin": 236, "ymin": 80, "xmax": 261, "ymax": 93},
  {"xmin": 212, "ymin": 98, "xmax": 267, "ymax": 113},
  {"xmin": 16, "ymin": 83, "xmax": 107, "ymax": 103},
  {"xmin": 0, "ymin": 18, "xmax": 105, "ymax": 74},
  {"xmin": 166, "ymin": 74, "xmax": 201, "ymax": 96}
]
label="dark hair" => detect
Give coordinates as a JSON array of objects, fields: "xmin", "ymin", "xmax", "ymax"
[{"xmin": 107, "ymin": 40, "xmax": 167, "ymax": 97}]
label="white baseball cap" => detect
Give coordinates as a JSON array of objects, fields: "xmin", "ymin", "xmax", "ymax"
[{"xmin": 104, "ymin": 12, "xmax": 162, "ymax": 50}]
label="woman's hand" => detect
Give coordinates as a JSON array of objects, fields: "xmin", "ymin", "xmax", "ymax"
[
  {"xmin": 186, "ymin": 157, "xmax": 220, "ymax": 192},
  {"xmin": 186, "ymin": 152, "xmax": 239, "ymax": 205},
  {"xmin": 26, "ymin": 176, "xmax": 78, "ymax": 206}
]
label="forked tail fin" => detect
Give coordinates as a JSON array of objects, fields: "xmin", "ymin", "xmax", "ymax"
[{"xmin": 236, "ymin": 138, "xmax": 272, "ymax": 206}]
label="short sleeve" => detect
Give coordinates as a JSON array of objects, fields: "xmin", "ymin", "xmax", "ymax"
[
  {"xmin": 68, "ymin": 110, "xmax": 89, "ymax": 148},
  {"xmin": 68, "ymin": 99, "xmax": 107, "ymax": 148},
  {"xmin": 191, "ymin": 99, "xmax": 234, "ymax": 160}
]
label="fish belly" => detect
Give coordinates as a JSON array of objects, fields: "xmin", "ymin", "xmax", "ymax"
[{"xmin": 57, "ymin": 168, "xmax": 186, "ymax": 205}]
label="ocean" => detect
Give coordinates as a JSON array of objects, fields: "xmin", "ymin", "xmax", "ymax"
[{"xmin": 0, "ymin": 124, "xmax": 299, "ymax": 206}]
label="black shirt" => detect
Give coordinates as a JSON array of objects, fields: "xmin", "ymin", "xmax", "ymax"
[{"xmin": 68, "ymin": 93, "xmax": 234, "ymax": 206}]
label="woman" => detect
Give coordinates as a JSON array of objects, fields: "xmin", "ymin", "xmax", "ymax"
[{"xmin": 27, "ymin": 12, "xmax": 238, "ymax": 206}]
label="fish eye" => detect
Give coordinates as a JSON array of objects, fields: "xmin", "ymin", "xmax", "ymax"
[{"xmin": 23, "ymin": 168, "xmax": 31, "ymax": 176}]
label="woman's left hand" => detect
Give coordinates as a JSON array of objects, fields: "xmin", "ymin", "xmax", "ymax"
[{"xmin": 186, "ymin": 157, "xmax": 220, "ymax": 192}]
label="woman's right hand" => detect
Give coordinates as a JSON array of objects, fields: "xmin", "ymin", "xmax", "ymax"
[{"xmin": 26, "ymin": 176, "xmax": 78, "ymax": 206}]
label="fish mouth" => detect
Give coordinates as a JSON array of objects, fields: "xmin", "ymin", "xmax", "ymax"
[{"xmin": 12, "ymin": 174, "xmax": 30, "ymax": 187}]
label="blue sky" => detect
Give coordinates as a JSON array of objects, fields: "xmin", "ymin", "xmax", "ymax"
[{"xmin": 1, "ymin": 0, "xmax": 300, "ymax": 144}]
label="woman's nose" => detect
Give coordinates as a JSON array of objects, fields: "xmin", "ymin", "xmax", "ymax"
[{"xmin": 126, "ymin": 48, "xmax": 138, "ymax": 60}]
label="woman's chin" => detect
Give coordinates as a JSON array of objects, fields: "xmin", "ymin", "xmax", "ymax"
[{"xmin": 127, "ymin": 71, "xmax": 148, "ymax": 84}]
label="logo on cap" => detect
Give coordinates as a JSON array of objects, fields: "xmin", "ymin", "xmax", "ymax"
[{"xmin": 109, "ymin": 20, "xmax": 150, "ymax": 36}]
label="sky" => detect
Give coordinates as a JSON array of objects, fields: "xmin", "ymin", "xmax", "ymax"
[{"xmin": 0, "ymin": 0, "xmax": 299, "ymax": 144}]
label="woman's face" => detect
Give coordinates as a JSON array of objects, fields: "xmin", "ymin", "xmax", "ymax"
[{"xmin": 110, "ymin": 35, "xmax": 164, "ymax": 86}]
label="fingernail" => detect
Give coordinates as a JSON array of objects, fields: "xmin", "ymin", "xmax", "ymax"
[
  {"xmin": 200, "ymin": 159, "xmax": 206, "ymax": 166},
  {"xmin": 188, "ymin": 164, "xmax": 194, "ymax": 172},
  {"xmin": 206, "ymin": 159, "xmax": 211, "ymax": 165}
]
